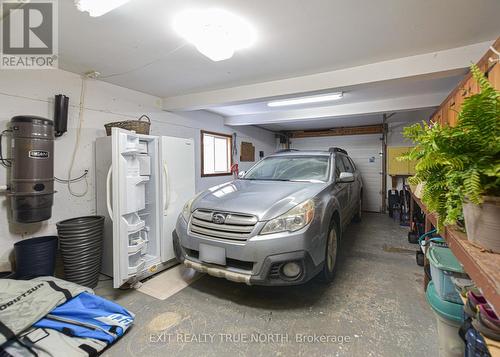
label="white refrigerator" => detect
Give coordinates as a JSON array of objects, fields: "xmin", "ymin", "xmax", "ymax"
[{"xmin": 95, "ymin": 127, "xmax": 195, "ymax": 288}]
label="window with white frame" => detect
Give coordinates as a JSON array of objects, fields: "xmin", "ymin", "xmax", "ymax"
[{"xmin": 201, "ymin": 131, "xmax": 232, "ymax": 176}]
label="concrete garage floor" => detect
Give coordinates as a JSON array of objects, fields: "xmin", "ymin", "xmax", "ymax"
[{"xmin": 97, "ymin": 213, "xmax": 438, "ymax": 357}]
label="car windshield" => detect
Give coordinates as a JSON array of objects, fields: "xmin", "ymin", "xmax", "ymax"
[{"xmin": 243, "ymin": 155, "xmax": 330, "ymax": 182}]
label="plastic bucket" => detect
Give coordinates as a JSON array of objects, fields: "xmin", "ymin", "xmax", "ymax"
[
  {"xmin": 13, "ymin": 235, "xmax": 58, "ymax": 279},
  {"xmin": 57, "ymin": 216, "xmax": 104, "ymax": 288},
  {"xmin": 427, "ymin": 246, "xmax": 466, "ymax": 304},
  {"xmin": 426, "ymin": 281, "xmax": 465, "ymax": 357}
]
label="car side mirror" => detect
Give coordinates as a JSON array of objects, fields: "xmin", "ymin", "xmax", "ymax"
[
  {"xmin": 238, "ymin": 171, "xmax": 246, "ymax": 178},
  {"xmin": 338, "ymin": 172, "xmax": 354, "ymax": 183}
]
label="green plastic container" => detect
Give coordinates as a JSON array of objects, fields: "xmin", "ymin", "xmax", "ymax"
[
  {"xmin": 426, "ymin": 281, "xmax": 464, "ymax": 324},
  {"xmin": 426, "ymin": 281, "xmax": 465, "ymax": 357},
  {"xmin": 427, "ymin": 246, "xmax": 465, "ymax": 304}
]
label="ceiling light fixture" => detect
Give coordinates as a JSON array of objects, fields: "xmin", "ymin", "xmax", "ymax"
[
  {"xmin": 267, "ymin": 92, "xmax": 344, "ymax": 107},
  {"xmin": 75, "ymin": 0, "xmax": 132, "ymax": 17},
  {"xmin": 173, "ymin": 8, "xmax": 256, "ymax": 62}
]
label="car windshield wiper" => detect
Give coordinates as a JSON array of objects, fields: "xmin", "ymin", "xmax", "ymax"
[
  {"xmin": 243, "ymin": 177, "xmax": 325, "ymax": 182},
  {"xmin": 242, "ymin": 178, "xmax": 290, "ymax": 181},
  {"xmin": 291, "ymin": 179, "xmax": 325, "ymax": 183}
]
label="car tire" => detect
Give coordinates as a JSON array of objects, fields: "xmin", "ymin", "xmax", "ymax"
[
  {"xmin": 173, "ymin": 233, "xmax": 185, "ymax": 263},
  {"xmin": 320, "ymin": 220, "xmax": 340, "ymax": 283},
  {"xmin": 353, "ymin": 195, "xmax": 362, "ymax": 222}
]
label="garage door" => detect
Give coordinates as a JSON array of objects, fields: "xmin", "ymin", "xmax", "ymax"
[{"xmin": 290, "ymin": 134, "xmax": 382, "ymax": 212}]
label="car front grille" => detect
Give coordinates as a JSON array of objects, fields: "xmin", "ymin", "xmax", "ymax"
[
  {"xmin": 269, "ymin": 263, "xmax": 281, "ymax": 279},
  {"xmin": 189, "ymin": 209, "xmax": 258, "ymax": 241}
]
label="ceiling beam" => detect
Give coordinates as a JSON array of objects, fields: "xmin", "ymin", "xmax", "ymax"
[
  {"xmin": 289, "ymin": 125, "xmax": 384, "ymax": 138},
  {"xmin": 162, "ymin": 41, "xmax": 492, "ymax": 111},
  {"xmin": 224, "ymin": 92, "xmax": 447, "ymax": 126}
]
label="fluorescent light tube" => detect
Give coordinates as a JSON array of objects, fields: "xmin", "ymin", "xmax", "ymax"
[
  {"xmin": 75, "ymin": 0, "xmax": 132, "ymax": 17},
  {"xmin": 268, "ymin": 92, "xmax": 344, "ymax": 107}
]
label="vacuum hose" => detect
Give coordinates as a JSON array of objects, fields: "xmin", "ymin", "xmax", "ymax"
[{"xmin": 56, "ymin": 216, "xmax": 104, "ymax": 288}]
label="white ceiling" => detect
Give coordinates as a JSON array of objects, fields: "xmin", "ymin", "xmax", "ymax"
[
  {"xmin": 209, "ymin": 75, "xmax": 463, "ymax": 116},
  {"xmin": 59, "ymin": 0, "xmax": 500, "ymax": 98}
]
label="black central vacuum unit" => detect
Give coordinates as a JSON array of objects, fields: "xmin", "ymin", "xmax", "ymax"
[{"xmin": 9, "ymin": 116, "xmax": 55, "ymax": 223}]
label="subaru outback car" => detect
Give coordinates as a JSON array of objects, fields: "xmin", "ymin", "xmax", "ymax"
[{"xmin": 173, "ymin": 147, "xmax": 363, "ymax": 285}]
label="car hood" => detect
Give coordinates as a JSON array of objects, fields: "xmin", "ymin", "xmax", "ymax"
[{"xmin": 192, "ymin": 179, "xmax": 328, "ymax": 221}]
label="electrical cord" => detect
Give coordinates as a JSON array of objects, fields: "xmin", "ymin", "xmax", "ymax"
[
  {"xmin": 0, "ymin": 129, "xmax": 12, "ymax": 168},
  {"xmin": 54, "ymin": 169, "xmax": 88, "ymax": 183},
  {"xmin": 65, "ymin": 76, "xmax": 89, "ymax": 197}
]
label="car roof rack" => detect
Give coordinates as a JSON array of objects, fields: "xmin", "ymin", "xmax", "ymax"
[
  {"xmin": 328, "ymin": 147, "xmax": 348, "ymax": 155},
  {"xmin": 275, "ymin": 149, "xmax": 300, "ymax": 153}
]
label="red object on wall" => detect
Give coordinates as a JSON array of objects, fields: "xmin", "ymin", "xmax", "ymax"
[{"xmin": 231, "ymin": 163, "xmax": 239, "ymax": 178}]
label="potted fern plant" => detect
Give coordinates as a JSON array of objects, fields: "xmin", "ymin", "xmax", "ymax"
[{"xmin": 400, "ymin": 64, "xmax": 500, "ymax": 252}]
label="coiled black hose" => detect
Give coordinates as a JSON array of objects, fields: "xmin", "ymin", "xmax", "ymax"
[{"xmin": 56, "ymin": 216, "xmax": 104, "ymax": 288}]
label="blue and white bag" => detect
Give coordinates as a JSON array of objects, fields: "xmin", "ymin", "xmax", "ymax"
[{"xmin": 34, "ymin": 292, "xmax": 134, "ymax": 345}]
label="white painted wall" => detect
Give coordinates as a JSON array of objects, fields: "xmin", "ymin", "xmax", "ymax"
[
  {"xmin": 290, "ymin": 134, "xmax": 383, "ymax": 212},
  {"xmin": 0, "ymin": 69, "xmax": 275, "ymax": 271},
  {"xmin": 274, "ymin": 111, "xmax": 432, "ymax": 211},
  {"xmin": 388, "ymin": 121, "xmax": 420, "ymax": 147}
]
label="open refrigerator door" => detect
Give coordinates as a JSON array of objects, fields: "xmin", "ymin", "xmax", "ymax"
[{"xmin": 109, "ymin": 128, "xmax": 162, "ymax": 288}]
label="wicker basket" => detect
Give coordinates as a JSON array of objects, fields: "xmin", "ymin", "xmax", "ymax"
[{"xmin": 104, "ymin": 115, "xmax": 151, "ymax": 136}]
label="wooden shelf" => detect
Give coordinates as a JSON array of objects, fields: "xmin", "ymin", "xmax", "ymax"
[
  {"xmin": 445, "ymin": 225, "xmax": 500, "ymax": 313},
  {"xmin": 409, "ymin": 192, "xmax": 500, "ymax": 313}
]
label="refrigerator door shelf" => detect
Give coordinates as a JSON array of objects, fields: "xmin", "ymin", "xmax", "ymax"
[
  {"xmin": 126, "ymin": 175, "xmax": 149, "ymax": 185},
  {"xmin": 121, "ymin": 148, "xmax": 140, "ymax": 156},
  {"xmin": 128, "ymin": 228, "xmax": 149, "ymax": 254},
  {"xmin": 127, "ymin": 220, "xmax": 145, "ymax": 233},
  {"xmin": 128, "ymin": 258, "xmax": 146, "ymax": 276},
  {"xmin": 124, "ymin": 212, "xmax": 145, "ymax": 233},
  {"xmin": 128, "ymin": 237, "xmax": 147, "ymax": 254}
]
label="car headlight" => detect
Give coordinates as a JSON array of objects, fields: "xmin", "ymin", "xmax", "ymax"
[
  {"xmin": 181, "ymin": 196, "xmax": 197, "ymax": 222},
  {"xmin": 260, "ymin": 199, "xmax": 315, "ymax": 235}
]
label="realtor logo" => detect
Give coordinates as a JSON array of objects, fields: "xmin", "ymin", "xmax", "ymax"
[{"xmin": 1, "ymin": 0, "xmax": 58, "ymax": 69}]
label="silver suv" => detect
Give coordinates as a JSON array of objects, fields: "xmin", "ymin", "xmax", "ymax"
[{"xmin": 174, "ymin": 148, "xmax": 363, "ymax": 285}]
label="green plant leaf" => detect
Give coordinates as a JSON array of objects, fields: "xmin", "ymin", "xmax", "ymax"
[{"xmin": 400, "ymin": 63, "xmax": 500, "ymax": 230}]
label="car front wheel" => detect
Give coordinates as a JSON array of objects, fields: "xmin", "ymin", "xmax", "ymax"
[
  {"xmin": 320, "ymin": 220, "xmax": 339, "ymax": 282},
  {"xmin": 353, "ymin": 195, "xmax": 362, "ymax": 222},
  {"xmin": 173, "ymin": 232, "xmax": 185, "ymax": 263}
]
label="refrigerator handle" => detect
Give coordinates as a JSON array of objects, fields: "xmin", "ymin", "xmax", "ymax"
[
  {"xmin": 106, "ymin": 165, "xmax": 113, "ymax": 221},
  {"xmin": 163, "ymin": 162, "xmax": 170, "ymax": 211}
]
